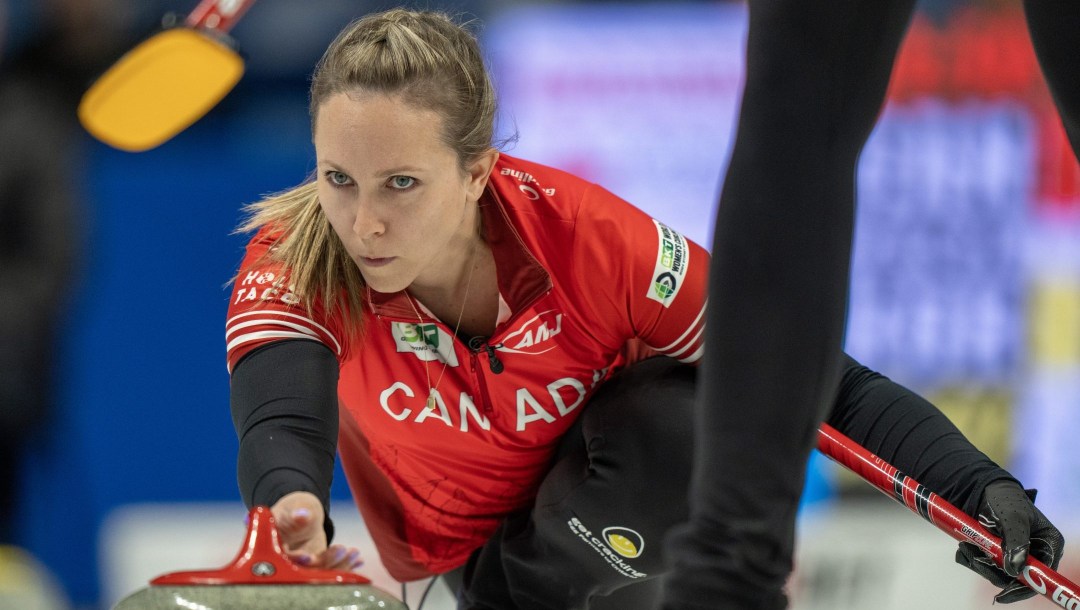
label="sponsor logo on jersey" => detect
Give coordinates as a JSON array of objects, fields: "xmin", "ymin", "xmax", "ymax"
[
  {"xmin": 240, "ymin": 270, "xmax": 280, "ymax": 286},
  {"xmin": 602, "ymin": 527, "xmax": 645, "ymax": 559},
  {"xmin": 499, "ymin": 310, "xmax": 564, "ymax": 354},
  {"xmin": 234, "ymin": 269, "xmax": 300, "ymax": 305},
  {"xmin": 501, "ymin": 167, "xmax": 556, "ymax": 198},
  {"xmin": 567, "ymin": 517, "xmax": 647, "ymax": 579},
  {"xmin": 648, "ymin": 219, "xmax": 689, "ymax": 307},
  {"xmin": 392, "ymin": 322, "xmax": 459, "ymax": 367}
]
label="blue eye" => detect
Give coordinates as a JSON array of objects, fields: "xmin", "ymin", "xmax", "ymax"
[
  {"xmin": 326, "ymin": 171, "xmax": 352, "ymax": 186},
  {"xmin": 389, "ymin": 176, "xmax": 415, "ymax": 190}
]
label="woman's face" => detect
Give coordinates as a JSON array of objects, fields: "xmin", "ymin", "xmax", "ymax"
[{"xmin": 314, "ymin": 91, "xmax": 492, "ymax": 294}]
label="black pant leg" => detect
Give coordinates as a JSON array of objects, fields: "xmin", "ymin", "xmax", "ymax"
[
  {"xmin": 660, "ymin": 1, "xmax": 917, "ymax": 608},
  {"xmin": 1023, "ymin": 1, "xmax": 1080, "ymax": 159},
  {"xmin": 459, "ymin": 358, "xmax": 696, "ymax": 610}
]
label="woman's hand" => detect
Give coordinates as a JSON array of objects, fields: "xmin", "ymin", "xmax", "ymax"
[
  {"xmin": 954, "ymin": 481, "xmax": 1065, "ymax": 603},
  {"xmin": 270, "ymin": 491, "xmax": 363, "ymax": 571}
]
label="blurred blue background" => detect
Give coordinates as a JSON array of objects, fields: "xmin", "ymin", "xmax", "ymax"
[{"xmin": 2, "ymin": 1, "xmax": 1078, "ymax": 608}]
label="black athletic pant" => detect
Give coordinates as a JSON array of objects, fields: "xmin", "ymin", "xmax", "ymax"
[
  {"xmin": 660, "ymin": 3, "xmax": 1080, "ymax": 609},
  {"xmin": 457, "ymin": 357, "xmax": 696, "ymax": 610}
]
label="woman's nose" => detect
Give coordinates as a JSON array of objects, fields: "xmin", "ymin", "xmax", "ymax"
[{"xmin": 352, "ymin": 202, "xmax": 385, "ymax": 238}]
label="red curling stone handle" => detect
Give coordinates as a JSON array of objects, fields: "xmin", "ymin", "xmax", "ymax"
[{"xmin": 151, "ymin": 506, "xmax": 370, "ymax": 585}]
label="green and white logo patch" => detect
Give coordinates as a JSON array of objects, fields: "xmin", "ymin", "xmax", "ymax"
[
  {"xmin": 392, "ymin": 322, "xmax": 459, "ymax": 366},
  {"xmin": 648, "ymin": 219, "xmax": 689, "ymax": 307}
]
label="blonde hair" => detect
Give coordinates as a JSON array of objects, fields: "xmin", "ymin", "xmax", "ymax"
[{"xmin": 236, "ymin": 9, "xmax": 498, "ymax": 334}]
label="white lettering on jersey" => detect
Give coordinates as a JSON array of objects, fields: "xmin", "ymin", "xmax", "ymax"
[
  {"xmin": 234, "ymin": 287, "xmax": 256, "ymax": 303},
  {"xmin": 516, "ymin": 388, "xmax": 556, "ymax": 431},
  {"xmin": 591, "ymin": 368, "xmax": 609, "ymax": 389},
  {"xmin": 380, "ymin": 383, "xmax": 492, "ymax": 432},
  {"xmin": 501, "ymin": 168, "xmax": 539, "ymax": 184},
  {"xmin": 235, "ymin": 271, "xmax": 300, "ymax": 305},
  {"xmin": 548, "ymin": 377, "xmax": 586, "ymax": 416},
  {"xmin": 414, "ymin": 390, "xmax": 453, "ymax": 427},
  {"xmin": 381, "ymin": 382, "xmax": 415, "ymax": 421},
  {"xmin": 378, "ymin": 369, "xmax": 608, "ymax": 433},
  {"xmin": 501, "ymin": 167, "xmax": 557, "ymax": 197},
  {"xmin": 241, "ymin": 270, "xmax": 279, "ymax": 286},
  {"xmin": 459, "ymin": 393, "xmax": 490, "ymax": 432},
  {"xmin": 260, "ymin": 286, "xmax": 301, "ymax": 305}
]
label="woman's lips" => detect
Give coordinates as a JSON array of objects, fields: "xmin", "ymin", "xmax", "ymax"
[{"xmin": 360, "ymin": 256, "xmax": 395, "ymax": 268}]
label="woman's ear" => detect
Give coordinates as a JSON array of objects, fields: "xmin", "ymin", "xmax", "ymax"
[{"xmin": 465, "ymin": 149, "xmax": 500, "ymax": 202}]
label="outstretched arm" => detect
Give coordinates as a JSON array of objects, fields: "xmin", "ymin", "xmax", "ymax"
[
  {"xmin": 827, "ymin": 353, "xmax": 1065, "ymax": 603},
  {"xmin": 826, "ymin": 353, "xmax": 1013, "ymax": 515},
  {"xmin": 231, "ymin": 338, "xmax": 358, "ymax": 570}
]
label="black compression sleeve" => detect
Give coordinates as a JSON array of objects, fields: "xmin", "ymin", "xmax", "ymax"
[
  {"xmin": 827, "ymin": 353, "xmax": 1017, "ymax": 516},
  {"xmin": 231, "ymin": 339, "xmax": 340, "ymax": 542}
]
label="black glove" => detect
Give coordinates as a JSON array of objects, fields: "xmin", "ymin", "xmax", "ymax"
[{"xmin": 955, "ymin": 480, "xmax": 1066, "ymax": 603}]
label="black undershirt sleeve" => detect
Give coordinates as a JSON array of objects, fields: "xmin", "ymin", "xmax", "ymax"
[
  {"xmin": 826, "ymin": 353, "xmax": 1017, "ymax": 517},
  {"xmin": 230, "ymin": 339, "xmax": 340, "ymax": 543}
]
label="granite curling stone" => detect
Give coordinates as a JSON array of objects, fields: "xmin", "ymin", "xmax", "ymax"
[{"xmin": 113, "ymin": 506, "xmax": 406, "ymax": 610}]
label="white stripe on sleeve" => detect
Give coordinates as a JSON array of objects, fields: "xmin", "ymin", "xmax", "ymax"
[
  {"xmin": 652, "ymin": 301, "xmax": 707, "ymax": 353},
  {"xmin": 664, "ymin": 323, "xmax": 705, "ymax": 359},
  {"xmin": 226, "ymin": 318, "xmax": 320, "ymax": 340},
  {"xmin": 225, "ymin": 309, "xmax": 342, "ymax": 355},
  {"xmin": 226, "ymin": 330, "xmax": 325, "ymax": 354},
  {"xmin": 677, "ymin": 345, "xmax": 704, "ymax": 364}
]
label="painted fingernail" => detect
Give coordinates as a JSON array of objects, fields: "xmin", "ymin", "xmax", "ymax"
[
  {"xmin": 293, "ymin": 508, "xmax": 311, "ymax": 519},
  {"xmin": 296, "ymin": 554, "xmax": 311, "ymax": 565}
]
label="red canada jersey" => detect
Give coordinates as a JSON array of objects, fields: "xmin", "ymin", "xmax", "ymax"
[{"xmin": 225, "ymin": 154, "xmax": 708, "ymax": 580}]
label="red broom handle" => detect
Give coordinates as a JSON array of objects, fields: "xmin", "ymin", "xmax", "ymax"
[
  {"xmin": 817, "ymin": 423, "xmax": 1079, "ymax": 608},
  {"xmin": 186, "ymin": 0, "xmax": 257, "ymax": 33}
]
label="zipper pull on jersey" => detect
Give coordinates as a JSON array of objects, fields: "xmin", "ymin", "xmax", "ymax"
[{"xmin": 468, "ymin": 336, "xmax": 504, "ymax": 374}]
